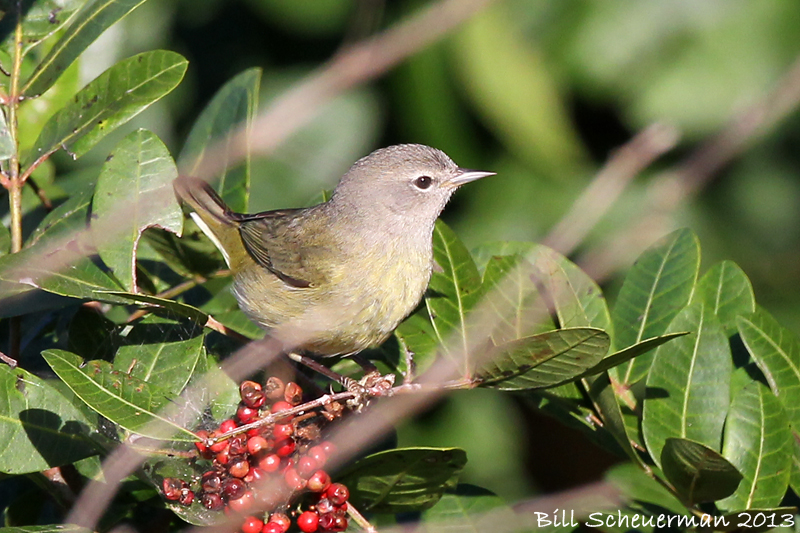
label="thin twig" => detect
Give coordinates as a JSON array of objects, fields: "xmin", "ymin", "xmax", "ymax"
[
  {"xmin": 25, "ymin": 175, "xmax": 53, "ymax": 210},
  {"xmin": 0, "ymin": 349, "xmax": 17, "ymax": 368}
]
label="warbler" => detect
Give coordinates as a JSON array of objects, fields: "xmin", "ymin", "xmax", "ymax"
[{"xmin": 174, "ymin": 144, "xmax": 493, "ymax": 357}]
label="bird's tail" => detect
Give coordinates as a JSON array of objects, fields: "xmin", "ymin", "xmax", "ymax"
[{"xmin": 173, "ymin": 176, "xmax": 245, "ymax": 269}]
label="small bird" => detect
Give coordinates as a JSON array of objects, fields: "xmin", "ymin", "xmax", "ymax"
[{"xmin": 174, "ymin": 144, "xmax": 493, "ymax": 357}]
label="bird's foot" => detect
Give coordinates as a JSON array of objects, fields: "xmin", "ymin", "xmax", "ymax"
[{"xmin": 342, "ymin": 371, "xmax": 395, "ymax": 411}]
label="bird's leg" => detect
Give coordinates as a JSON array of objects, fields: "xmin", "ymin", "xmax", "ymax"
[
  {"xmin": 397, "ymin": 337, "xmax": 416, "ymax": 384},
  {"xmin": 286, "ymin": 352, "xmax": 349, "ymax": 385}
]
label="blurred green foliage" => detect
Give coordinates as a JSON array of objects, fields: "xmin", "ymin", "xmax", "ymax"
[{"xmin": 4, "ymin": 0, "xmax": 800, "ymax": 517}]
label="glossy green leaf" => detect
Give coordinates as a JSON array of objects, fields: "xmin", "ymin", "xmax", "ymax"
[
  {"xmin": 92, "ymin": 129, "xmax": 182, "ymax": 292},
  {"xmin": 642, "ymin": 303, "xmax": 731, "ymax": 468},
  {"xmin": 737, "ymin": 308, "xmax": 800, "ymax": 433},
  {"xmin": 144, "ymin": 223, "xmax": 225, "ymax": 278},
  {"xmin": 719, "ymin": 381, "xmax": 792, "ymax": 512},
  {"xmin": 605, "ymin": 462, "xmax": 687, "ymax": 517},
  {"xmin": 25, "ymin": 50, "xmax": 187, "ymax": 167},
  {"xmin": 661, "ymin": 437, "xmax": 742, "ymax": 504},
  {"xmin": 394, "ymin": 309, "xmax": 440, "ymax": 377},
  {"xmin": 179, "ymin": 67, "xmax": 261, "ymax": 213},
  {"xmin": 586, "ymin": 372, "xmax": 641, "ymax": 463},
  {"xmin": 481, "ymin": 254, "xmax": 553, "ymax": 344},
  {"xmin": 0, "ymin": 365, "xmax": 95, "ymax": 474},
  {"xmin": 7, "ymin": 0, "xmax": 86, "ymax": 50},
  {"xmin": 23, "ymin": 0, "xmax": 149, "ymax": 97},
  {"xmin": 612, "ymin": 228, "xmax": 700, "ymax": 384},
  {"xmin": 43, "ymin": 349, "xmax": 198, "ymax": 441},
  {"xmin": 580, "ymin": 332, "xmax": 688, "ymax": 378},
  {"xmin": 694, "ymin": 261, "xmax": 755, "ymax": 335},
  {"xmin": 100, "ymin": 291, "xmax": 209, "ymax": 324},
  {"xmin": 26, "ymin": 187, "xmax": 92, "ymax": 247},
  {"xmin": 419, "ymin": 485, "xmax": 519, "ymax": 531},
  {"xmin": 426, "ymin": 221, "xmax": 483, "ymax": 372},
  {"xmin": 337, "ymin": 447, "xmax": 467, "ymax": 513},
  {"xmin": 113, "ymin": 315, "xmax": 205, "ymax": 397},
  {"xmin": 478, "ymin": 327, "xmax": 610, "ymax": 390}
]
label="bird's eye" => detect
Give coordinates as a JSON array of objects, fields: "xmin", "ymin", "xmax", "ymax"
[{"xmin": 414, "ymin": 176, "xmax": 433, "ymax": 190}]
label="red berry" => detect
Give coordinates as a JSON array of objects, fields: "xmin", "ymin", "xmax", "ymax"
[
  {"xmin": 219, "ymin": 419, "xmax": 237, "ymax": 433},
  {"xmin": 307, "ymin": 470, "xmax": 331, "ymax": 493},
  {"xmin": 284, "ymin": 382, "xmax": 303, "ymax": 405},
  {"xmin": 247, "ymin": 435, "xmax": 269, "ymax": 455},
  {"xmin": 228, "ymin": 456, "xmax": 250, "ymax": 478},
  {"xmin": 178, "ymin": 489, "xmax": 194, "ymax": 506},
  {"xmin": 222, "ymin": 477, "xmax": 246, "ymax": 500},
  {"xmin": 326, "ymin": 483, "xmax": 349, "ymax": 506},
  {"xmin": 194, "ymin": 430, "xmax": 209, "ymax": 453},
  {"xmin": 261, "ymin": 523, "xmax": 283, "ymax": 533},
  {"xmin": 258, "ymin": 453, "xmax": 281, "ymax": 472},
  {"xmin": 318, "ymin": 514, "xmax": 336, "ymax": 531},
  {"xmin": 162, "ymin": 478, "xmax": 183, "ymax": 500},
  {"xmin": 237, "ymin": 404, "xmax": 259, "ymax": 423},
  {"xmin": 272, "ymin": 424, "xmax": 293, "ymax": 439},
  {"xmin": 319, "ymin": 441, "xmax": 335, "ymax": 457},
  {"xmin": 297, "ymin": 510, "xmax": 319, "ymax": 533},
  {"xmin": 200, "ymin": 492, "xmax": 224, "ymax": 511},
  {"xmin": 228, "ymin": 490, "xmax": 254, "ymax": 513},
  {"xmin": 268, "ymin": 513, "xmax": 291, "ymax": 532},
  {"xmin": 275, "ymin": 438, "xmax": 295, "ymax": 457},
  {"xmin": 297, "ymin": 456, "xmax": 318, "ymax": 478},
  {"xmin": 241, "ymin": 515, "xmax": 264, "ymax": 533},
  {"xmin": 215, "ymin": 449, "xmax": 230, "ymax": 465},
  {"xmin": 270, "ymin": 400, "xmax": 293, "ymax": 415},
  {"xmin": 283, "ymin": 467, "xmax": 306, "ymax": 491},
  {"xmin": 306, "ymin": 446, "xmax": 327, "ymax": 467},
  {"xmin": 201, "ymin": 471, "xmax": 222, "ymax": 493},
  {"xmin": 209, "ymin": 437, "xmax": 229, "ymax": 454}
]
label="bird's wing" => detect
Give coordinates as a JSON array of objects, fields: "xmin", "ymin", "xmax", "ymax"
[{"xmin": 235, "ymin": 209, "xmax": 328, "ymax": 289}]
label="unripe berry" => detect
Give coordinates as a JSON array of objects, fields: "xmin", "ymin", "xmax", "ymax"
[
  {"xmin": 241, "ymin": 516, "xmax": 264, "ymax": 533},
  {"xmin": 268, "ymin": 513, "xmax": 291, "ymax": 532},
  {"xmin": 297, "ymin": 510, "xmax": 319, "ymax": 533},
  {"xmin": 228, "ymin": 456, "xmax": 250, "ymax": 478},
  {"xmin": 307, "ymin": 470, "xmax": 331, "ymax": 493}
]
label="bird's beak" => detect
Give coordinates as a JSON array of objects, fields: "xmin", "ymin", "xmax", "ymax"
[{"xmin": 448, "ymin": 168, "xmax": 496, "ymax": 187}]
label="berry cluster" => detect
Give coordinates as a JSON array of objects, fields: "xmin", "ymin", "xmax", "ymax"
[{"xmin": 161, "ymin": 377, "xmax": 350, "ymax": 532}]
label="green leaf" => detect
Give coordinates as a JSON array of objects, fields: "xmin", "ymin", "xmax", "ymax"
[
  {"xmin": 43, "ymin": 349, "xmax": 198, "ymax": 441},
  {"xmin": 393, "ymin": 309, "xmax": 440, "ymax": 377},
  {"xmin": 144, "ymin": 223, "xmax": 225, "ymax": 278},
  {"xmin": 27, "ymin": 187, "xmax": 92, "ymax": 247},
  {"xmin": 100, "ymin": 291, "xmax": 209, "ymax": 324},
  {"xmin": 642, "ymin": 303, "xmax": 731, "ymax": 468},
  {"xmin": 719, "ymin": 381, "xmax": 792, "ymax": 512},
  {"xmin": 113, "ymin": 315, "xmax": 206, "ymax": 397},
  {"xmin": 179, "ymin": 67, "xmax": 261, "ymax": 213},
  {"xmin": 6, "ymin": 0, "xmax": 86, "ymax": 52},
  {"xmin": 660, "ymin": 437, "xmax": 742, "ymax": 504},
  {"xmin": 605, "ymin": 462, "xmax": 687, "ymax": 516},
  {"xmin": 25, "ymin": 50, "xmax": 187, "ymax": 167},
  {"xmin": 580, "ymin": 332, "xmax": 688, "ymax": 378},
  {"xmin": 0, "ymin": 365, "xmax": 95, "ymax": 474},
  {"xmin": 737, "ymin": 308, "xmax": 800, "ymax": 433},
  {"xmin": 426, "ymin": 221, "xmax": 483, "ymax": 372},
  {"xmin": 336, "ymin": 447, "xmax": 467, "ymax": 513},
  {"xmin": 419, "ymin": 485, "xmax": 519, "ymax": 531},
  {"xmin": 612, "ymin": 228, "xmax": 700, "ymax": 384},
  {"xmin": 481, "ymin": 254, "xmax": 554, "ymax": 344},
  {"xmin": 694, "ymin": 260, "xmax": 755, "ymax": 335},
  {"xmin": 92, "ymin": 129, "xmax": 182, "ymax": 292},
  {"xmin": 478, "ymin": 327, "xmax": 610, "ymax": 390},
  {"xmin": 22, "ymin": 0, "xmax": 150, "ymax": 97}
]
